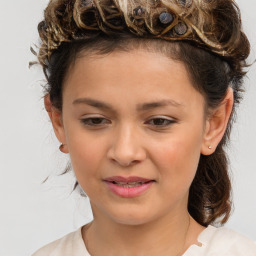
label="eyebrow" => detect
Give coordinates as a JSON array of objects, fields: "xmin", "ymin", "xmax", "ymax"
[{"xmin": 72, "ymin": 97, "xmax": 184, "ymax": 112}]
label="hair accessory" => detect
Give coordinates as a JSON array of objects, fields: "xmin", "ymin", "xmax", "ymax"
[
  {"xmin": 159, "ymin": 12, "xmax": 174, "ymax": 25},
  {"xmin": 81, "ymin": 0, "xmax": 94, "ymax": 7},
  {"xmin": 37, "ymin": 0, "xmax": 246, "ymax": 66},
  {"xmin": 177, "ymin": 0, "xmax": 192, "ymax": 8},
  {"xmin": 174, "ymin": 22, "xmax": 187, "ymax": 35},
  {"xmin": 133, "ymin": 6, "xmax": 145, "ymax": 17}
]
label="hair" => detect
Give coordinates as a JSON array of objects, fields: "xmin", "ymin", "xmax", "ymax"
[{"xmin": 35, "ymin": 0, "xmax": 250, "ymax": 227}]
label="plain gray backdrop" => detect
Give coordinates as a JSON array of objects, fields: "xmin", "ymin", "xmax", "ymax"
[{"xmin": 0, "ymin": 1, "xmax": 255, "ymax": 255}]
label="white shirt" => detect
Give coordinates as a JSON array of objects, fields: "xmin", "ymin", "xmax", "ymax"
[{"xmin": 32, "ymin": 225, "xmax": 256, "ymax": 256}]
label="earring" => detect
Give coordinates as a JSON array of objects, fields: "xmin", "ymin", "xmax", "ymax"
[
  {"xmin": 59, "ymin": 143, "xmax": 66, "ymax": 153},
  {"xmin": 208, "ymin": 145, "xmax": 212, "ymax": 149}
]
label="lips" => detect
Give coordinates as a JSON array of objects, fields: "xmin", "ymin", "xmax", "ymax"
[
  {"xmin": 103, "ymin": 176, "xmax": 155, "ymax": 197},
  {"xmin": 103, "ymin": 176, "xmax": 154, "ymax": 183}
]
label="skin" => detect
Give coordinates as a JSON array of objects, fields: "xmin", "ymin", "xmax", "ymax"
[{"xmin": 45, "ymin": 49, "xmax": 234, "ymax": 256}]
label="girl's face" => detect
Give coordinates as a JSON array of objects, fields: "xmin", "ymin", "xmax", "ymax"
[{"xmin": 55, "ymin": 50, "xmax": 211, "ymax": 225}]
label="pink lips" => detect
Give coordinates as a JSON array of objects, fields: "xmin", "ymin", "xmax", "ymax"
[{"xmin": 103, "ymin": 176, "xmax": 155, "ymax": 198}]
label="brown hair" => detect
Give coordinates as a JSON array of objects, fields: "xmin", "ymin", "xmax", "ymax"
[{"xmin": 35, "ymin": 0, "xmax": 250, "ymax": 227}]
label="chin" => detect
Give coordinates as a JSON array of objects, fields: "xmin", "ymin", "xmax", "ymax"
[
  {"xmin": 107, "ymin": 208, "xmax": 156, "ymax": 226},
  {"xmin": 112, "ymin": 217, "xmax": 150, "ymax": 226}
]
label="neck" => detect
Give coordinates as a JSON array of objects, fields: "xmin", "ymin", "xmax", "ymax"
[{"xmin": 83, "ymin": 206, "xmax": 198, "ymax": 256}]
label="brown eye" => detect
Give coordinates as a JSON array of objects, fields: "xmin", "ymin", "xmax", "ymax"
[
  {"xmin": 81, "ymin": 118, "xmax": 110, "ymax": 126},
  {"xmin": 147, "ymin": 118, "xmax": 176, "ymax": 127}
]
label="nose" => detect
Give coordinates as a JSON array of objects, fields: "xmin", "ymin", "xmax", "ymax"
[{"xmin": 107, "ymin": 123, "xmax": 147, "ymax": 167}]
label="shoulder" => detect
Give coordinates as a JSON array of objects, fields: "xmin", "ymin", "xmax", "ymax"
[
  {"xmin": 31, "ymin": 226, "xmax": 89, "ymax": 256},
  {"xmin": 197, "ymin": 225, "xmax": 256, "ymax": 256}
]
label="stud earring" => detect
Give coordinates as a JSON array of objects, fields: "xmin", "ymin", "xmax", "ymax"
[{"xmin": 208, "ymin": 145, "xmax": 212, "ymax": 149}]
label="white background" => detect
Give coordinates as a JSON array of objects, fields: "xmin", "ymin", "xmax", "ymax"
[{"xmin": 0, "ymin": 1, "xmax": 255, "ymax": 255}]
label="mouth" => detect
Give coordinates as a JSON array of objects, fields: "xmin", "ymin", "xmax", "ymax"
[
  {"xmin": 103, "ymin": 176, "xmax": 155, "ymax": 197},
  {"xmin": 103, "ymin": 176, "xmax": 155, "ymax": 187},
  {"xmin": 110, "ymin": 180, "xmax": 152, "ymax": 187}
]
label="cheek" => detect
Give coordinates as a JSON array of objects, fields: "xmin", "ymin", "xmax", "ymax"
[
  {"xmin": 70, "ymin": 141, "xmax": 98, "ymax": 166},
  {"xmin": 68, "ymin": 137, "xmax": 104, "ymax": 197},
  {"xmin": 152, "ymin": 130, "xmax": 203, "ymax": 189},
  {"xmin": 65, "ymin": 127, "xmax": 104, "ymax": 182}
]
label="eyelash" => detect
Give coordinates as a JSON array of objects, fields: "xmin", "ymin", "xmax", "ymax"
[
  {"xmin": 148, "ymin": 118, "xmax": 176, "ymax": 127},
  {"xmin": 80, "ymin": 117, "xmax": 176, "ymax": 128},
  {"xmin": 81, "ymin": 118, "xmax": 110, "ymax": 126}
]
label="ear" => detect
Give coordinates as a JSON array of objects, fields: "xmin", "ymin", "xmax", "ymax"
[
  {"xmin": 44, "ymin": 94, "xmax": 69, "ymax": 154},
  {"xmin": 201, "ymin": 88, "xmax": 234, "ymax": 155}
]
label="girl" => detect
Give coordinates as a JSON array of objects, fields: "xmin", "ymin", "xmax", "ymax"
[{"xmin": 32, "ymin": 0, "xmax": 256, "ymax": 255}]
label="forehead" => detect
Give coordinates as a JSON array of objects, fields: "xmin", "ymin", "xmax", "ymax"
[{"xmin": 62, "ymin": 49, "xmax": 205, "ymax": 112}]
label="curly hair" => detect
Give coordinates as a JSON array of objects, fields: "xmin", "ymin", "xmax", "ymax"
[{"xmin": 35, "ymin": 0, "xmax": 250, "ymax": 227}]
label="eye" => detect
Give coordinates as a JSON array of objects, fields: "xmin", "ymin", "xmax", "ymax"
[
  {"xmin": 80, "ymin": 117, "xmax": 110, "ymax": 127},
  {"xmin": 146, "ymin": 117, "xmax": 176, "ymax": 127}
]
